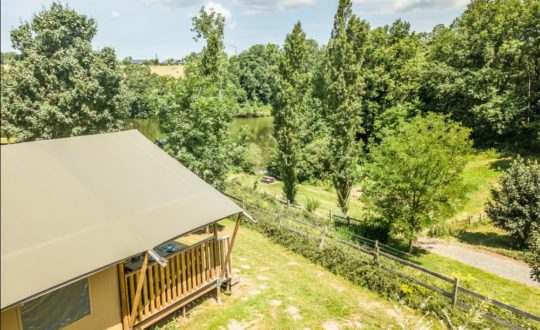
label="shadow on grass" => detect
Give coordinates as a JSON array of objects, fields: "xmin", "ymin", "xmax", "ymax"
[
  {"xmin": 489, "ymin": 158, "xmax": 512, "ymax": 172},
  {"xmin": 457, "ymin": 230, "xmax": 520, "ymax": 251}
]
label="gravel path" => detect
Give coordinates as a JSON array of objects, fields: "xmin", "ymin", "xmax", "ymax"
[{"xmin": 417, "ymin": 238, "xmax": 539, "ymax": 288}]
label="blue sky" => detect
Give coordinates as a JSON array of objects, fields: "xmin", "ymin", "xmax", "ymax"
[{"xmin": 1, "ymin": 0, "xmax": 469, "ymax": 60}]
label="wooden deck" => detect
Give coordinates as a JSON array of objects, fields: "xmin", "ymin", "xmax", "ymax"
[{"xmin": 118, "ymin": 235, "xmax": 232, "ymax": 329}]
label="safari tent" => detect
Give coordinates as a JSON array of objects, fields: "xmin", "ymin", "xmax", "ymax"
[{"xmin": 1, "ymin": 130, "xmax": 244, "ymax": 330}]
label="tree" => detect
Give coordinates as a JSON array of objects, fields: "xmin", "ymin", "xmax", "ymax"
[
  {"xmin": 486, "ymin": 157, "xmax": 540, "ymax": 249},
  {"xmin": 272, "ymin": 22, "xmax": 310, "ymax": 203},
  {"xmin": 421, "ymin": 0, "xmax": 540, "ymax": 148},
  {"xmin": 362, "ymin": 19, "xmax": 423, "ymax": 147},
  {"xmin": 323, "ymin": 0, "xmax": 370, "ymax": 214},
  {"xmin": 231, "ymin": 44, "xmax": 280, "ymax": 105},
  {"xmin": 363, "ymin": 113, "xmax": 473, "ymax": 252},
  {"xmin": 1, "ymin": 3, "xmax": 127, "ymax": 141},
  {"xmin": 191, "ymin": 6, "xmax": 226, "ymax": 78},
  {"xmin": 158, "ymin": 7, "xmax": 235, "ymax": 189}
]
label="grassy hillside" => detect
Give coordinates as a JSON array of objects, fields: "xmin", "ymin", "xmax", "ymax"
[{"xmin": 156, "ymin": 221, "xmax": 433, "ymax": 329}]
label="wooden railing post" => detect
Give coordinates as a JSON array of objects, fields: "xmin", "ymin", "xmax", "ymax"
[
  {"xmin": 129, "ymin": 252, "xmax": 149, "ymax": 328},
  {"xmin": 118, "ymin": 263, "xmax": 130, "ymax": 330},
  {"xmin": 452, "ymin": 277, "xmax": 459, "ymax": 308},
  {"xmin": 374, "ymin": 240, "xmax": 380, "ymax": 266},
  {"xmin": 319, "ymin": 226, "xmax": 328, "ymax": 249}
]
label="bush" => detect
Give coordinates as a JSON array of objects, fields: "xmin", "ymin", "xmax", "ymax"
[{"xmin": 486, "ymin": 157, "xmax": 540, "ymax": 249}]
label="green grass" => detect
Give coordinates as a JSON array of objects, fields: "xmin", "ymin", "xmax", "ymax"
[
  {"xmin": 232, "ymin": 173, "xmax": 365, "ymax": 219},
  {"xmin": 156, "ymin": 221, "xmax": 431, "ymax": 329},
  {"xmin": 235, "ymin": 151, "xmax": 532, "ymax": 260},
  {"xmin": 411, "ymin": 252, "xmax": 540, "ymax": 315}
]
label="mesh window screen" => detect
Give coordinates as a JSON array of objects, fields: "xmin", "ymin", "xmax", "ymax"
[{"xmin": 21, "ymin": 278, "xmax": 90, "ymax": 330}]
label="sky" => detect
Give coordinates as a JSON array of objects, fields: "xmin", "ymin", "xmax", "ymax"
[{"xmin": 1, "ymin": 0, "xmax": 469, "ymax": 60}]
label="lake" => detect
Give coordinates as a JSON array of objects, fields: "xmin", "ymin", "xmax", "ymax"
[{"xmin": 127, "ymin": 117, "xmax": 275, "ymax": 169}]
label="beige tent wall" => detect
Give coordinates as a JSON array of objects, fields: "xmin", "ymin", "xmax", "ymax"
[
  {"xmin": 0, "ymin": 307, "xmax": 21, "ymax": 330},
  {"xmin": 64, "ymin": 266, "xmax": 123, "ymax": 330},
  {"xmin": 1, "ymin": 266, "xmax": 122, "ymax": 330}
]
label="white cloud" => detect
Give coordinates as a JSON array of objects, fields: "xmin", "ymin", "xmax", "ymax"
[
  {"xmin": 204, "ymin": 1, "xmax": 232, "ymax": 20},
  {"xmin": 353, "ymin": 0, "xmax": 468, "ymax": 13},
  {"xmin": 234, "ymin": 0, "xmax": 317, "ymax": 12},
  {"xmin": 111, "ymin": 11, "xmax": 120, "ymax": 18},
  {"xmin": 142, "ymin": 0, "xmax": 199, "ymax": 8},
  {"xmin": 204, "ymin": 1, "xmax": 235, "ymax": 28}
]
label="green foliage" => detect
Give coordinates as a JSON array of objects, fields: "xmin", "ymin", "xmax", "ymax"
[
  {"xmin": 362, "ymin": 19, "xmax": 423, "ymax": 146},
  {"xmin": 421, "ymin": 0, "xmax": 540, "ymax": 148},
  {"xmin": 526, "ymin": 230, "xmax": 540, "ymax": 282},
  {"xmin": 363, "ymin": 113, "xmax": 473, "ymax": 251},
  {"xmin": 0, "ymin": 51, "xmax": 19, "ymax": 64},
  {"xmin": 1, "ymin": 3, "xmax": 127, "ymax": 141},
  {"xmin": 323, "ymin": 0, "xmax": 370, "ymax": 214},
  {"xmin": 486, "ymin": 157, "xmax": 540, "ymax": 249},
  {"xmin": 158, "ymin": 8, "xmax": 235, "ymax": 189},
  {"xmin": 272, "ymin": 22, "xmax": 311, "ymax": 203},
  {"xmin": 121, "ymin": 64, "xmax": 172, "ymax": 119},
  {"xmin": 191, "ymin": 6, "xmax": 225, "ymax": 79},
  {"xmin": 230, "ymin": 44, "xmax": 280, "ymax": 105}
]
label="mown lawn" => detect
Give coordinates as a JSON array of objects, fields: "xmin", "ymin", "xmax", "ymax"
[{"xmin": 155, "ymin": 221, "xmax": 432, "ymax": 329}]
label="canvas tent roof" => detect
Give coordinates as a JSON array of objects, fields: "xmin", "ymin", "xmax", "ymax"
[{"xmin": 0, "ymin": 130, "xmax": 242, "ymax": 310}]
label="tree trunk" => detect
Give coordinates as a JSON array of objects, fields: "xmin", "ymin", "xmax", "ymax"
[{"xmin": 408, "ymin": 239, "xmax": 414, "ymax": 253}]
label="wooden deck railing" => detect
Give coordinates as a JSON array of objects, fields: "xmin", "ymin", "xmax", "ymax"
[{"xmin": 120, "ymin": 235, "xmax": 231, "ymax": 328}]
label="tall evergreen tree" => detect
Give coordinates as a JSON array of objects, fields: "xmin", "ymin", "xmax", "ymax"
[
  {"xmin": 323, "ymin": 0, "xmax": 370, "ymax": 214},
  {"xmin": 273, "ymin": 22, "xmax": 310, "ymax": 203}
]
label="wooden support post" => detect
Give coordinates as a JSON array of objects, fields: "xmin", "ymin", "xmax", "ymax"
[
  {"xmin": 374, "ymin": 240, "xmax": 380, "ymax": 265},
  {"xmin": 319, "ymin": 226, "xmax": 328, "ymax": 249},
  {"xmin": 213, "ymin": 223, "xmax": 222, "ymax": 303},
  {"xmin": 118, "ymin": 263, "xmax": 130, "ymax": 330},
  {"xmin": 220, "ymin": 213, "xmax": 242, "ymax": 280},
  {"xmin": 452, "ymin": 277, "xmax": 459, "ymax": 308},
  {"xmin": 129, "ymin": 252, "xmax": 149, "ymax": 328}
]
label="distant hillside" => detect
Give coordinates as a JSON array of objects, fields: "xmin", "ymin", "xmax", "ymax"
[{"xmin": 149, "ymin": 64, "xmax": 184, "ymax": 78}]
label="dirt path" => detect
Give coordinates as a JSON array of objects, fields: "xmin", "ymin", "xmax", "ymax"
[{"xmin": 417, "ymin": 238, "xmax": 539, "ymax": 288}]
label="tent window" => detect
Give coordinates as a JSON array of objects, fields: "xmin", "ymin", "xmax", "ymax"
[{"xmin": 20, "ymin": 278, "xmax": 90, "ymax": 330}]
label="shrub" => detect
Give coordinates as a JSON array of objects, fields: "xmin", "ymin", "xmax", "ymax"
[{"xmin": 486, "ymin": 157, "xmax": 540, "ymax": 249}]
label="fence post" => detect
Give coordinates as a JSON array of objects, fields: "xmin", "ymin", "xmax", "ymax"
[
  {"xmin": 347, "ymin": 216, "xmax": 350, "ymax": 226},
  {"xmin": 319, "ymin": 226, "xmax": 328, "ymax": 249},
  {"xmin": 468, "ymin": 216, "xmax": 471, "ymax": 226},
  {"xmin": 452, "ymin": 277, "xmax": 459, "ymax": 308},
  {"xmin": 277, "ymin": 205, "xmax": 284, "ymax": 227},
  {"xmin": 374, "ymin": 240, "xmax": 380, "ymax": 265},
  {"xmin": 329, "ymin": 210, "xmax": 333, "ymax": 224},
  {"xmin": 479, "ymin": 213, "xmax": 482, "ymax": 222}
]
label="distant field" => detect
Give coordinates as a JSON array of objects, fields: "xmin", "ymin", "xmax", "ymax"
[{"xmin": 149, "ymin": 64, "xmax": 184, "ymax": 78}]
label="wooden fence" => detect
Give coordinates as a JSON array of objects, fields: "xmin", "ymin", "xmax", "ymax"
[{"xmin": 225, "ymin": 192, "xmax": 540, "ymax": 329}]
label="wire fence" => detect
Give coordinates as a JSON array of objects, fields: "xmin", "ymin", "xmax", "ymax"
[{"xmin": 225, "ymin": 192, "xmax": 540, "ymax": 329}]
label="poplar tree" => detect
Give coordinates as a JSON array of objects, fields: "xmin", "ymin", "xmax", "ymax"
[
  {"xmin": 323, "ymin": 0, "xmax": 369, "ymax": 214},
  {"xmin": 273, "ymin": 22, "xmax": 310, "ymax": 203}
]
